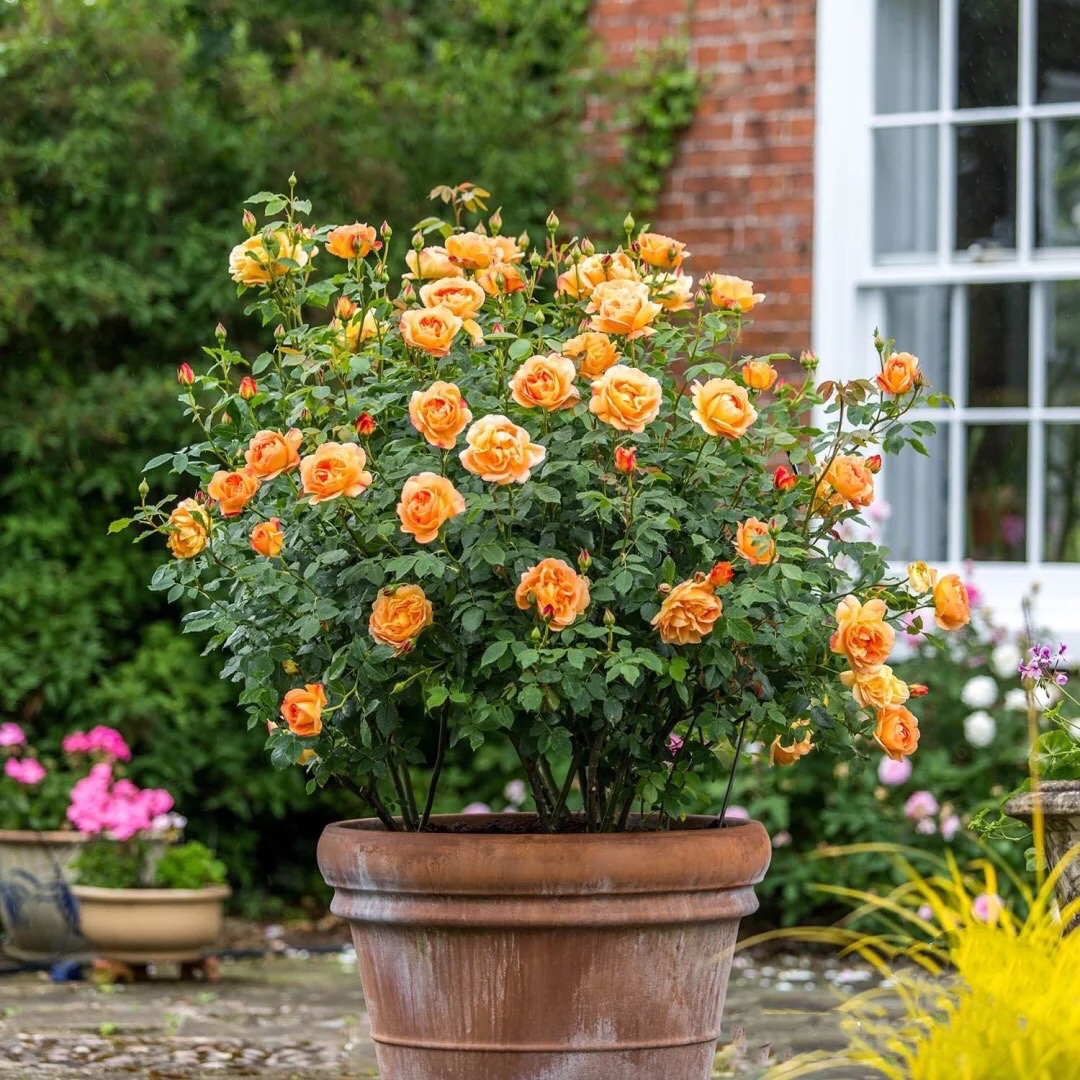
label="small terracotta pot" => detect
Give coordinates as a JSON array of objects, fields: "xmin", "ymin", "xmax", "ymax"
[
  {"xmin": 1006, "ymin": 780, "xmax": 1080, "ymax": 923},
  {"xmin": 318, "ymin": 814, "xmax": 771, "ymax": 1080},
  {"xmin": 70, "ymin": 884, "xmax": 231, "ymax": 963}
]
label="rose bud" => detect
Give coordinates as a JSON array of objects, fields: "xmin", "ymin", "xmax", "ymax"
[
  {"xmin": 335, "ymin": 296, "xmax": 358, "ymax": 320},
  {"xmin": 865, "ymin": 453, "xmax": 883, "ymax": 473},
  {"xmin": 614, "ymin": 446, "xmax": 637, "ymax": 474},
  {"xmin": 215, "ymin": 322, "xmax": 227, "ymax": 343},
  {"xmin": 546, "ymin": 210, "xmax": 559, "ymax": 232},
  {"xmin": 242, "ymin": 209, "xmax": 257, "ymax": 235},
  {"xmin": 708, "ymin": 561, "xmax": 734, "ymax": 588},
  {"xmin": 657, "ymin": 583, "xmax": 672, "ymax": 595},
  {"xmin": 177, "ymin": 362, "xmax": 195, "ymax": 386},
  {"xmin": 773, "ymin": 465, "xmax": 797, "ymax": 491},
  {"xmin": 274, "ymin": 323, "xmax": 286, "ymax": 343},
  {"xmin": 239, "ymin": 376, "xmax": 257, "ymax": 400},
  {"xmin": 909, "ymin": 683, "xmax": 929, "ymax": 697},
  {"xmin": 354, "ymin": 412, "xmax": 377, "ymax": 436},
  {"xmin": 380, "ymin": 221, "xmax": 392, "ymax": 239},
  {"xmin": 577, "ymin": 549, "xmax": 592, "ymax": 572}
]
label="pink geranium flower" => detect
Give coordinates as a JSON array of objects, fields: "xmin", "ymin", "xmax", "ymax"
[
  {"xmin": 4, "ymin": 757, "xmax": 46, "ymax": 785},
  {"xmin": 0, "ymin": 722, "xmax": 27, "ymax": 748}
]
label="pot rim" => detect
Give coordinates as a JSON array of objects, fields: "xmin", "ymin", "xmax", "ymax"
[
  {"xmin": 0, "ymin": 829, "xmax": 89, "ymax": 845},
  {"xmin": 70, "ymin": 885, "xmax": 232, "ymax": 903}
]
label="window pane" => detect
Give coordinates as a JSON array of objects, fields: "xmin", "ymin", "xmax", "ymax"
[
  {"xmin": 885, "ymin": 423, "xmax": 950, "ymax": 563},
  {"xmin": 1038, "ymin": 0, "xmax": 1080, "ymax": 103},
  {"xmin": 958, "ymin": 0, "xmax": 1019, "ymax": 108},
  {"xmin": 1045, "ymin": 424, "xmax": 1080, "ymax": 561},
  {"xmin": 874, "ymin": 127, "xmax": 939, "ymax": 257},
  {"xmin": 968, "ymin": 283, "xmax": 1029, "ymax": 406},
  {"xmin": 1048, "ymin": 280, "xmax": 1080, "ymax": 406},
  {"xmin": 966, "ymin": 424, "xmax": 1028, "ymax": 561},
  {"xmin": 882, "ymin": 285, "xmax": 951, "ymax": 390},
  {"xmin": 956, "ymin": 123, "xmax": 1017, "ymax": 252},
  {"xmin": 1036, "ymin": 118, "xmax": 1080, "ymax": 247},
  {"xmin": 876, "ymin": 0, "xmax": 940, "ymax": 113}
]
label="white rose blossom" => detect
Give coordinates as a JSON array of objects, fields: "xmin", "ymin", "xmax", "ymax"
[
  {"xmin": 963, "ymin": 711, "xmax": 996, "ymax": 748},
  {"xmin": 960, "ymin": 675, "xmax": 998, "ymax": 710}
]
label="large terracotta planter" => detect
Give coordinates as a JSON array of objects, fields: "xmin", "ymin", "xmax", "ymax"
[
  {"xmin": 318, "ymin": 813, "xmax": 771, "ymax": 1080},
  {"xmin": 1006, "ymin": 780, "xmax": 1080, "ymax": 920},
  {"xmin": 70, "ymin": 884, "xmax": 231, "ymax": 963},
  {"xmin": 0, "ymin": 830, "xmax": 89, "ymax": 961}
]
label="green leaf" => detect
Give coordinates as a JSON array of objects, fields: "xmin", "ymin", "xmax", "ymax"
[
  {"xmin": 108, "ymin": 517, "xmax": 134, "ymax": 534},
  {"xmin": 518, "ymin": 684, "xmax": 543, "ymax": 711},
  {"xmin": 460, "ymin": 606, "xmax": 485, "ymax": 633},
  {"xmin": 480, "ymin": 641, "xmax": 509, "ymax": 667}
]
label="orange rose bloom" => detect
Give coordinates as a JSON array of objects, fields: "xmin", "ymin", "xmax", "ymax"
[
  {"xmin": 166, "ymin": 498, "xmax": 210, "ymax": 559},
  {"xmin": 335, "ymin": 296, "xmax": 358, "ymax": 319},
  {"xmin": 770, "ymin": 728, "xmax": 814, "ymax": 766},
  {"xmin": 459, "ymin": 415, "xmax": 546, "ymax": 485},
  {"xmin": 229, "ymin": 231, "xmax": 310, "ymax": 286},
  {"xmin": 399, "ymin": 305, "xmax": 463, "ymax": 356},
  {"xmin": 704, "ymin": 274, "xmax": 765, "ymax": 312},
  {"xmin": 824, "ymin": 455, "xmax": 876, "ymax": 508},
  {"xmin": 333, "ymin": 310, "xmax": 382, "ymax": 352},
  {"xmin": 476, "ymin": 262, "xmax": 528, "ymax": 296},
  {"xmin": 299, "ymin": 442, "xmax": 373, "ymax": 504},
  {"xmin": 876, "ymin": 351, "xmax": 921, "ymax": 395},
  {"xmin": 651, "ymin": 576, "xmax": 723, "ymax": 645},
  {"xmin": 933, "ymin": 574, "xmax": 971, "ymax": 631},
  {"xmin": 325, "ymin": 222, "xmax": 379, "ymax": 260},
  {"xmin": 829, "ymin": 595, "xmax": 895, "ymax": 674},
  {"xmin": 735, "ymin": 517, "xmax": 777, "ymax": 566},
  {"xmin": 510, "ymin": 354, "xmax": 581, "ymax": 412},
  {"xmin": 207, "ymin": 468, "xmax": 260, "ymax": 517},
  {"xmin": 555, "ymin": 251, "xmax": 639, "ymax": 300},
  {"xmin": 589, "ymin": 364, "xmax": 663, "ymax": 433},
  {"xmin": 245, "ymin": 429, "xmax": 303, "ymax": 480},
  {"xmin": 409, "ymin": 381, "xmax": 473, "ymax": 449},
  {"xmin": 742, "ymin": 359, "xmax": 778, "ymax": 391},
  {"xmin": 250, "ymin": 517, "xmax": 284, "ymax": 557},
  {"xmin": 369, "ymin": 584, "xmax": 434, "ymax": 651},
  {"xmin": 515, "ymin": 558, "xmax": 591, "ymax": 631},
  {"xmin": 637, "ymin": 231, "xmax": 689, "ymax": 270},
  {"xmin": 645, "ymin": 272, "xmax": 695, "ymax": 312},
  {"xmin": 840, "ymin": 665, "xmax": 909, "ymax": 709},
  {"xmin": 490, "ymin": 235, "xmax": 525, "ymax": 264},
  {"xmin": 690, "ymin": 378, "xmax": 758, "ymax": 439},
  {"xmin": 397, "ymin": 472, "xmax": 466, "ymax": 544},
  {"xmin": 562, "ymin": 332, "xmax": 620, "ymax": 380},
  {"xmin": 874, "ymin": 704, "xmax": 920, "ymax": 761},
  {"xmin": 445, "ymin": 231, "xmax": 497, "ymax": 270},
  {"xmin": 587, "ymin": 279, "xmax": 663, "ymax": 339},
  {"xmin": 419, "ymin": 277, "xmax": 486, "ymax": 319},
  {"xmin": 404, "ymin": 246, "xmax": 464, "ymax": 280},
  {"xmin": 280, "ymin": 683, "xmax": 327, "ymax": 738}
]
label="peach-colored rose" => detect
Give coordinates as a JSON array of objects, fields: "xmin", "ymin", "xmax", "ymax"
[
  {"xmin": 840, "ymin": 665, "xmax": 909, "ymax": 709},
  {"xmin": 742, "ymin": 359, "xmax": 778, "ymax": 391},
  {"xmin": 419, "ymin": 277, "xmax": 486, "ymax": 319},
  {"xmin": 368, "ymin": 584, "xmax": 433, "ymax": 651},
  {"xmin": 399, "ymin": 305, "xmax": 463, "ymax": 356},
  {"xmin": 690, "ymin": 378, "xmax": 758, "ymax": 439},
  {"xmin": 589, "ymin": 364, "xmax": 663, "ymax": 433},
  {"xmin": 824, "ymin": 455, "xmax": 876, "ymax": 508},
  {"xmin": 325, "ymin": 223, "xmax": 380, "ymax": 260},
  {"xmin": 735, "ymin": 517, "xmax": 776, "ymax": 566},
  {"xmin": 510, "ymin": 354, "xmax": 581, "ymax": 412},
  {"xmin": 515, "ymin": 558, "xmax": 590, "ymax": 631},
  {"xmin": 491, "ymin": 235, "xmax": 525, "ymax": 263},
  {"xmin": 555, "ymin": 251, "xmax": 639, "ymax": 300},
  {"xmin": 299, "ymin": 442, "xmax": 373, "ymax": 504},
  {"xmin": 561, "ymin": 332, "xmax": 620, "ymax": 380},
  {"xmin": 229, "ymin": 231, "xmax": 310, "ymax": 286},
  {"xmin": 829, "ymin": 595, "xmax": 895, "ymax": 674},
  {"xmin": 397, "ymin": 472, "xmax": 466, "ymax": 544},
  {"xmin": 332, "ymin": 310, "xmax": 381, "ymax": 352},
  {"xmin": 207, "ymin": 468, "xmax": 260, "ymax": 517},
  {"xmin": 651, "ymin": 576, "xmax": 723, "ymax": 645},
  {"xmin": 445, "ymin": 231, "xmax": 498, "ymax": 270},
  {"xmin": 645, "ymin": 272, "xmax": 695, "ymax": 312},
  {"xmin": 933, "ymin": 574, "xmax": 971, "ymax": 632},
  {"xmin": 876, "ymin": 351, "xmax": 921, "ymax": 395},
  {"xmin": 907, "ymin": 561, "xmax": 938, "ymax": 595},
  {"xmin": 245, "ymin": 429, "xmax": 303, "ymax": 480},
  {"xmin": 409, "ymin": 381, "xmax": 473, "ymax": 449},
  {"xmin": 875, "ymin": 704, "xmax": 920, "ymax": 761},
  {"xmin": 703, "ymin": 274, "xmax": 765, "ymax": 312},
  {"xmin": 770, "ymin": 728, "xmax": 814, "ymax": 766},
  {"xmin": 459, "ymin": 415, "xmax": 546, "ymax": 485},
  {"xmin": 476, "ymin": 262, "xmax": 528, "ymax": 296},
  {"xmin": 280, "ymin": 683, "xmax": 326, "ymax": 738},
  {"xmin": 335, "ymin": 296, "xmax": 358, "ymax": 320},
  {"xmin": 637, "ymin": 231, "xmax": 690, "ymax": 270},
  {"xmin": 404, "ymin": 246, "xmax": 464, "ymax": 280},
  {"xmin": 587, "ymin": 279, "xmax": 663, "ymax": 339},
  {"xmin": 166, "ymin": 498, "xmax": 210, "ymax": 559},
  {"xmin": 250, "ymin": 517, "xmax": 284, "ymax": 557}
]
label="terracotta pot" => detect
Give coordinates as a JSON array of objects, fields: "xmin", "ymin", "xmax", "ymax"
[
  {"xmin": 318, "ymin": 813, "xmax": 771, "ymax": 1080},
  {"xmin": 0, "ymin": 830, "xmax": 89, "ymax": 961},
  {"xmin": 70, "ymin": 884, "xmax": 231, "ymax": 963},
  {"xmin": 1006, "ymin": 780, "xmax": 1080, "ymax": 921}
]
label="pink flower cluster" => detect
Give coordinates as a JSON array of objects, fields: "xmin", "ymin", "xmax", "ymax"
[
  {"xmin": 61, "ymin": 726, "xmax": 132, "ymax": 761},
  {"xmin": 0, "ymin": 722, "xmax": 27, "ymax": 748},
  {"xmin": 4, "ymin": 757, "xmax": 46, "ymax": 786},
  {"xmin": 904, "ymin": 789, "xmax": 961, "ymax": 841},
  {"xmin": 66, "ymin": 763, "xmax": 173, "ymax": 841}
]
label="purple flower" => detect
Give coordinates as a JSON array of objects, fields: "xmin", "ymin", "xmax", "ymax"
[
  {"xmin": 4, "ymin": 757, "xmax": 46, "ymax": 786},
  {"xmin": 0, "ymin": 722, "xmax": 26, "ymax": 748},
  {"xmin": 917, "ymin": 904, "xmax": 934, "ymax": 922},
  {"xmin": 940, "ymin": 813, "xmax": 961, "ymax": 842},
  {"xmin": 877, "ymin": 756, "xmax": 913, "ymax": 786},
  {"xmin": 904, "ymin": 790, "xmax": 939, "ymax": 822},
  {"xmin": 666, "ymin": 733, "xmax": 684, "ymax": 757}
]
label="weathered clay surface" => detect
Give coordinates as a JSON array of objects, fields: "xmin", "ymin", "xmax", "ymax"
[{"xmin": 1006, "ymin": 780, "xmax": 1080, "ymax": 920}]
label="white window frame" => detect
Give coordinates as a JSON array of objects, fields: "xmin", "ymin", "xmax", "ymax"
[{"xmin": 814, "ymin": 0, "xmax": 1080, "ymax": 641}]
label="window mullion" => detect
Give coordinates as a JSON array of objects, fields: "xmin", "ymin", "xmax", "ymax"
[
  {"xmin": 1017, "ymin": 0, "xmax": 1036, "ymax": 258},
  {"xmin": 1029, "ymin": 280, "xmax": 1047, "ymax": 564},
  {"xmin": 948, "ymin": 283, "xmax": 967, "ymax": 564},
  {"xmin": 938, "ymin": 0, "xmax": 958, "ymax": 262}
]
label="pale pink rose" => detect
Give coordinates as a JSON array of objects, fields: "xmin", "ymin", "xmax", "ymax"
[
  {"xmin": 971, "ymin": 892, "xmax": 1003, "ymax": 923},
  {"xmin": 904, "ymin": 790, "xmax": 939, "ymax": 821},
  {"xmin": 877, "ymin": 757, "xmax": 913, "ymax": 786},
  {"xmin": 940, "ymin": 813, "xmax": 961, "ymax": 842},
  {"xmin": 462, "ymin": 802, "xmax": 491, "ymax": 814}
]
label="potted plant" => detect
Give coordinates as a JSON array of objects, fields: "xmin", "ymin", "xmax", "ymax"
[{"xmin": 118, "ymin": 181, "xmax": 968, "ymax": 1079}]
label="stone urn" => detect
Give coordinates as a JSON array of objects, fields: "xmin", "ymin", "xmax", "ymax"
[{"xmin": 1005, "ymin": 780, "xmax": 1080, "ymax": 919}]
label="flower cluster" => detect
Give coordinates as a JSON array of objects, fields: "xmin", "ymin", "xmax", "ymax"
[
  {"xmin": 1018, "ymin": 643, "xmax": 1069, "ymax": 687},
  {"xmin": 61, "ymin": 726, "xmax": 132, "ymax": 761},
  {"xmin": 66, "ymin": 763, "xmax": 174, "ymax": 842}
]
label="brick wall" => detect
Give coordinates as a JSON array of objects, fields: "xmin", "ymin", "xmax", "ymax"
[{"xmin": 590, "ymin": 0, "xmax": 816, "ymax": 358}]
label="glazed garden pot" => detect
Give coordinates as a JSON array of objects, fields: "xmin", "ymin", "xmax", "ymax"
[
  {"xmin": 1006, "ymin": 780, "xmax": 1080, "ymax": 921},
  {"xmin": 0, "ymin": 830, "xmax": 89, "ymax": 961},
  {"xmin": 69, "ymin": 884, "xmax": 231, "ymax": 963},
  {"xmin": 318, "ymin": 813, "xmax": 772, "ymax": 1080}
]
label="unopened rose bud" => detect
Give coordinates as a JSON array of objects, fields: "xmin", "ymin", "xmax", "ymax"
[
  {"xmin": 517, "ymin": 231, "xmax": 530, "ymax": 251},
  {"xmin": 242, "ymin": 209, "xmax": 256, "ymax": 235},
  {"xmin": 412, "ymin": 230, "xmax": 424, "ymax": 251},
  {"xmin": 239, "ymin": 376, "xmax": 257, "ymax": 400},
  {"xmin": 909, "ymin": 683, "xmax": 929, "ymax": 697},
  {"xmin": 354, "ymin": 412, "xmax": 377, "ymax": 436},
  {"xmin": 529, "ymin": 250, "xmax": 543, "ymax": 267},
  {"xmin": 288, "ymin": 172, "xmax": 297, "ymax": 187},
  {"xmin": 380, "ymin": 220, "xmax": 392, "ymax": 239},
  {"xmin": 614, "ymin": 445, "xmax": 637, "ymax": 474},
  {"xmin": 865, "ymin": 453, "xmax": 882, "ymax": 473},
  {"xmin": 283, "ymin": 659, "xmax": 300, "ymax": 675},
  {"xmin": 335, "ymin": 296, "xmax": 358, "ymax": 319},
  {"xmin": 657, "ymin": 583, "xmax": 672, "ymax": 595},
  {"xmin": 708, "ymin": 561, "xmax": 734, "ymax": 588},
  {"xmin": 401, "ymin": 280, "xmax": 416, "ymax": 301},
  {"xmin": 138, "ymin": 478, "xmax": 149, "ymax": 500},
  {"xmin": 299, "ymin": 408, "xmax": 311, "ymax": 423},
  {"xmin": 799, "ymin": 349, "xmax": 818, "ymax": 371},
  {"xmin": 531, "ymin": 627, "xmax": 542, "ymax": 642},
  {"xmin": 221, "ymin": 411, "xmax": 232, "ymax": 425},
  {"xmin": 274, "ymin": 324, "xmax": 286, "ymax": 343},
  {"xmin": 577, "ymin": 549, "xmax": 592, "ymax": 572},
  {"xmin": 489, "ymin": 209, "xmax": 503, "ymax": 233},
  {"xmin": 873, "ymin": 330, "xmax": 885, "ymax": 351},
  {"xmin": 177, "ymin": 362, "xmax": 195, "ymax": 386},
  {"xmin": 603, "ymin": 608, "xmax": 616, "ymax": 627},
  {"xmin": 215, "ymin": 323, "xmax": 227, "ymax": 344},
  {"xmin": 773, "ymin": 465, "xmax": 797, "ymax": 491},
  {"xmin": 601, "ymin": 253, "xmax": 613, "ymax": 268},
  {"xmin": 622, "ymin": 212, "xmax": 635, "ymax": 233},
  {"xmin": 491, "ymin": 322, "xmax": 504, "ymax": 334},
  {"xmin": 580, "ymin": 238, "xmax": 595, "ymax": 257},
  {"xmin": 546, "ymin": 210, "xmax": 559, "ymax": 232}
]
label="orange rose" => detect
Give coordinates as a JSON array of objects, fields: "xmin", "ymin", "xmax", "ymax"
[
  {"xmin": 332, "ymin": 310, "xmax": 381, "ymax": 352},
  {"xmin": 460, "ymin": 415, "xmax": 546, "ymax": 485},
  {"xmin": 589, "ymin": 364, "xmax": 663, "ymax": 433},
  {"xmin": 651, "ymin": 576, "xmax": 723, "ymax": 645},
  {"xmin": 476, "ymin": 262, "xmax": 528, "ymax": 296},
  {"xmin": 280, "ymin": 683, "xmax": 326, "ymax": 738},
  {"xmin": 409, "ymin": 381, "xmax": 473, "ymax": 449},
  {"xmin": 876, "ymin": 351, "xmax": 921, "ymax": 395},
  {"xmin": 510, "ymin": 354, "xmax": 581, "ymax": 412},
  {"xmin": 829, "ymin": 595, "xmax": 895, "ymax": 674},
  {"xmin": 325, "ymin": 222, "xmax": 380, "ymax": 260},
  {"xmin": 735, "ymin": 517, "xmax": 777, "ymax": 566},
  {"xmin": 445, "ymin": 231, "xmax": 498, "ymax": 270},
  {"xmin": 399, "ymin": 305, "xmax": 463, "ymax": 356},
  {"xmin": 742, "ymin": 359, "xmax": 778, "ymax": 391},
  {"xmin": 690, "ymin": 378, "xmax": 758, "ymax": 439},
  {"xmin": 207, "ymin": 468, "xmax": 260, "ymax": 517},
  {"xmin": 637, "ymin": 231, "xmax": 690, "ymax": 270},
  {"xmin": 587, "ymin": 279, "xmax": 663, "ymax": 339},
  {"xmin": 299, "ymin": 442, "xmax": 373, "ymax": 504},
  {"xmin": 404, "ymin": 246, "xmax": 464, "ymax": 280},
  {"xmin": 397, "ymin": 472, "xmax": 466, "ymax": 544},
  {"xmin": 229, "ymin": 231, "xmax": 310, "ymax": 286},
  {"xmin": 823, "ymin": 455, "xmax": 875, "ymax": 508},
  {"xmin": 166, "ymin": 498, "xmax": 209, "ymax": 559},
  {"xmin": 245, "ymin": 429, "xmax": 303, "ymax": 480},
  {"xmin": 840, "ymin": 665, "xmax": 909, "ymax": 709},
  {"xmin": 515, "ymin": 558, "xmax": 590, "ymax": 631},
  {"xmin": 561, "ymin": 332, "xmax": 620, "ymax": 380},
  {"xmin": 770, "ymin": 727, "xmax": 814, "ymax": 766},
  {"xmin": 874, "ymin": 704, "xmax": 920, "ymax": 761},
  {"xmin": 335, "ymin": 296, "xmax": 358, "ymax": 320},
  {"xmin": 491, "ymin": 235, "xmax": 525, "ymax": 264},
  {"xmin": 933, "ymin": 574, "xmax": 971, "ymax": 632},
  {"xmin": 419, "ymin": 277, "xmax": 486, "ymax": 319},
  {"xmin": 645, "ymin": 272, "xmax": 695, "ymax": 312},
  {"xmin": 369, "ymin": 584, "xmax": 433, "ymax": 651},
  {"xmin": 555, "ymin": 251, "xmax": 639, "ymax": 300},
  {"xmin": 250, "ymin": 517, "xmax": 284, "ymax": 557},
  {"xmin": 704, "ymin": 274, "xmax": 764, "ymax": 312}
]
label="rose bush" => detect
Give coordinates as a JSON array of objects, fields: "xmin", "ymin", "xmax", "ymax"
[{"xmin": 118, "ymin": 183, "xmax": 966, "ymax": 832}]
